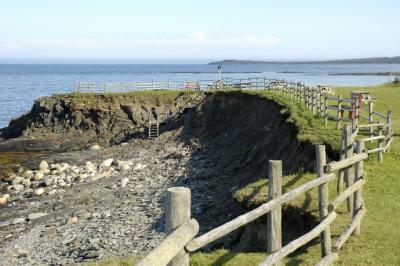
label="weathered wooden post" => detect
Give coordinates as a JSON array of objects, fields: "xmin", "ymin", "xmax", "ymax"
[
  {"xmin": 337, "ymin": 127, "xmax": 345, "ymax": 193},
  {"xmin": 316, "ymin": 145, "xmax": 332, "ymax": 257},
  {"xmin": 318, "ymin": 89, "xmax": 322, "ymax": 116},
  {"xmin": 344, "ymin": 125, "xmax": 354, "ymax": 212},
  {"xmin": 354, "ymin": 140, "xmax": 365, "ymax": 235},
  {"xmin": 267, "ymin": 160, "xmax": 283, "ymax": 266},
  {"xmin": 368, "ymin": 101, "xmax": 374, "ymax": 138},
  {"xmin": 377, "ymin": 127, "xmax": 383, "ymax": 162},
  {"xmin": 336, "ymin": 95, "xmax": 343, "ymax": 130},
  {"xmin": 386, "ymin": 110, "xmax": 393, "ymax": 152},
  {"xmin": 166, "ymin": 187, "xmax": 192, "ymax": 266},
  {"xmin": 351, "ymin": 96, "xmax": 360, "ymax": 132},
  {"xmin": 324, "ymin": 94, "xmax": 328, "ymax": 126}
]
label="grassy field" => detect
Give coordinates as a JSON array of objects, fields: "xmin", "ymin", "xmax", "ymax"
[
  {"xmin": 191, "ymin": 83, "xmax": 400, "ymax": 265},
  {"xmin": 85, "ymin": 83, "xmax": 400, "ymax": 265}
]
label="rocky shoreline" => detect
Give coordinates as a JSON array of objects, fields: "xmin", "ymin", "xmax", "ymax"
[
  {"xmin": 0, "ymin": 91, "xmax": 316, "ymax": 265},
  {"xmin": 0, "ymin": 130, "xmax": 225, "ymax": 265}
]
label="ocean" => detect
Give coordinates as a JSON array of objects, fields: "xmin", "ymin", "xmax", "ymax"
[{"xmin": 0, "ymin": 63, "xmax": 399, "ymax": 128}]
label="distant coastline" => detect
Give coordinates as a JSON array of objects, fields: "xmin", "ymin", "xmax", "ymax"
[
  {"xmin": 209, "ymin": 57, "xmax": 400, "ymax": 65},
  {"xmin": 329, "ymin": 72, "xmax": 400, "ymax": 76}
]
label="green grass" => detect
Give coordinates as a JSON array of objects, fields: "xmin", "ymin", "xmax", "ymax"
[
  {"xmin": 81, "ymin": 84, "xmax": 400, "ymax": 265},
  {"xmin": 335, "ymin": 83, "xmax": 400, "ymax": 133},
  {"xmin": 191, "ymin": 84, "xmax": 400, "ymax": 265},
  {"xmin": 67, "ymin": 90, "xmax": 201, "ymax": 107}
]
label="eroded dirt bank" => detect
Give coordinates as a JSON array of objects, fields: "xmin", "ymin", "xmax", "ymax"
[{"xmin": 0, "ymin": 91, "xmax": 316, "ymax": 265}]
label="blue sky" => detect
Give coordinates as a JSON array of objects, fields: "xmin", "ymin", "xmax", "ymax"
[{"xmin": 0, "ymin": 0, "xmax": 399, "ymax": 62}]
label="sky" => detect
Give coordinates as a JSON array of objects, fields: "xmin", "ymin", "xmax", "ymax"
[{"xmin": 0, "ymin": 0, "xmax": 399, "ymax": 62}]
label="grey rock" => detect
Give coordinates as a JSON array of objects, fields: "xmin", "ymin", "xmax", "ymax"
[
  {"xmin": 28, "ymin": 212, "xmax": 48, "ymax": 221},
  {"xmin": 100, "ymin": 159, "xmax": 114, "ymax": 169},
  {"xmin": 12, "ymin": 217, "xmax": 26, "ymax": 224}
]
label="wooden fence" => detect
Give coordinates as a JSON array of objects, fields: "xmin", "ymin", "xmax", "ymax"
[
  {"xmin": 75, "ymin": 78, "xmax": 393, "ymax": 158},
  {"xmin": 130, "ymin": 78, "xmax": 393, "ymax": 265},
  {"xmin": 137, "ymin": 128, "xmax": 368, "ymax": 265}
]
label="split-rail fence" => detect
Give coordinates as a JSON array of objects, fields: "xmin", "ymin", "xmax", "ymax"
[
  {"xmin": 132, "ymin": 78, "xmax": 393, "ymax": 265},
  {"xmin": 137, "ymin": 132, "xmax": 367, "ymax": 266}
]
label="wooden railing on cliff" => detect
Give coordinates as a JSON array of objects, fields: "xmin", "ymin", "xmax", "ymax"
[
  {"xmin": 137, "ymin": 132, "xmax": 368, "ymax": 265},
  {"xmin": 87, "ymin": 77, "xmax": 392, "ymax": 265},
  {"xmin": 75, "ymin": 78, "xmax": 393, "ymax": 159}
]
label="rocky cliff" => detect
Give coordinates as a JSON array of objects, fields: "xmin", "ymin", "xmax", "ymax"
[{"xmin": 1, "ymin": 91, "xmax": 202, "ymax": 150}]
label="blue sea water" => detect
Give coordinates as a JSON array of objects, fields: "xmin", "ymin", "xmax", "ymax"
[{"xmin": 0, "ymin": 63, "xmax": 399, "ymax": 128}]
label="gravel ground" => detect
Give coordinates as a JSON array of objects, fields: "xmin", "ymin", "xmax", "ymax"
[{"xmin": 0, "ymin": 130, "xmax": 220, "ymax": 265}]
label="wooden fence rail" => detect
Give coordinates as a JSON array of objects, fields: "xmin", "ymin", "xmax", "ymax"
[{"xmin": 137, "ymin": 140, "xmax": 369, "ymax": 265}]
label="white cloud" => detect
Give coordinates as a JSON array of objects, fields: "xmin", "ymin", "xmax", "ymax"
[
  {"xmin": 1, "ymin": 41, "xmax": 22, "ymax": 51},
  {"xmin": 186, "ymin": 32, "xmax": 208, "ymax": 41},
  {"xmin": 0, "ymin": 33, "xmax": 280, "ymax": 59}
]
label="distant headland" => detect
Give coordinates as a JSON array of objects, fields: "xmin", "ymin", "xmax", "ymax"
[{"xmin": 209, "ymin": 56, "xmax": 400, "ymax": 65}]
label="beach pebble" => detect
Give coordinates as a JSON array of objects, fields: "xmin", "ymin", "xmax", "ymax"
[
  {"xmin": 34, "ymin": 188, "xmax": 45, "ymax": 196},
  {"xmin": 22, "ymin": 170, "xmax": 34, "ymax": 179},
  {"xmin": 39, "ymin": 160, "xmax": 49, "ymax": 171},
  {"xmin": 43, "ymin": 176, "xmax": 52, "ymax": 186},
  {"xmin": 0, "ymin": 197, "xmax": 7, "ymax": 205},
  {"xmin": 100, "ymin": 158, "xmax": 114, "ymax": 169},
  {"xmin": 13, "ymin": 249, "xmax": 29, "ymax": 258},
  {"xmin": 12, "ymin": 217, "xmax": 26, "ymax": 224},
  {"xmin": 120, "ymin": 178, "xmax": 129, "ymax": 188},
  {"xmin": 120, "ymin": 163, "xmax": 131, "ymax": 171},
  {"xmin": 28, "ymin": 212, "xmax": 48, "ymax": 221},
  {"xmin": 134, "ymin": 163, "xmax": 146, "ymax": 171},
  {"xmin": 22, "ymin": 179, "xmax": 31, "ymax": 188},
  {"xmin": 48, "ymin": 189, "xmax": 57, "ymax": 195},
  {"xmin": 34, "ymin": 172, "xmax": 44, "ymax": 181},
  {"xmin": 67, "ymin": 216, "xmax": 79, "ymax": 224},
  {"xmin": 13, "ymin": 184, "xmax": 25, "ymax": 192},
  {"xmin": 89, "ymin": 144, "xmax": 101, "ymax": 150},
  {"xmin": 78, "ymin": 173, "xmax": 88, "ymax": 180},
  {"xmin": 11, "ymin": 176, "xmax": 24, "ymax": 185}
]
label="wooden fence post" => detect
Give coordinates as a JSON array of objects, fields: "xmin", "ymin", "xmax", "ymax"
[
  {"xmin": 377, "ymin": 127, "xmax": 383, "ymax": 162},
  {"xmin": 337, "ymin": 126, "xmax": 346, "ymax": 193},
  {"xmin": 354, "ymin": 140, "xmax": 365, "ymax": 235},
  {"xmin": 316, "ymin": 145, "xmax": 332, "ymax": 257},
  {"xmin": 267, "ymin": 160, "xmax": 283, "ymax": 266},
  {"xmin": 324, "ymin": 94, "xmax": 328, "ymax": 126},
  {"xmin": 386, "ymin": 110, "xmax": 392, "ymax": 152},
  {"xmin": 166, "ymin": 187, "xmax": 192, "ymax": 266},
  {"xmin": 310, "ymin": 88, "xmax": 314, "ymax": 112},
  {"xmin": 336, "ymin": 95, "xmax": 343, "ymax": 130},
  {"xmin": 368, "ymin": 101, "xmax": 374, "ymax": 138},
  {"xmin": 352, "ymin": 97, "xmax": 359, "ymax": 132},
  {"xmin": 344, "ymin": 125, "xmax": 354, "ymax": 213},
  {"xmin": 318, "ymin": 90, "xmax": 323, "ymax": 117}
]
